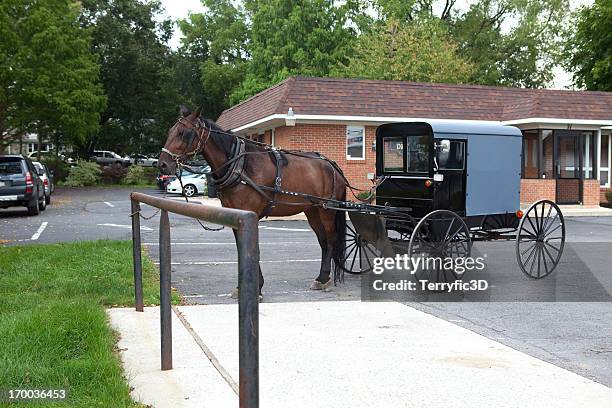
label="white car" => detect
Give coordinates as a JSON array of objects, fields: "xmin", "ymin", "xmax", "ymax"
[
  {"xmin": 166, "ymin": 173, "xmax": 207, "ymax": 197},
  {"xmin": 130, "ymin": 154, "xmax": 158, "ymax": 167}
]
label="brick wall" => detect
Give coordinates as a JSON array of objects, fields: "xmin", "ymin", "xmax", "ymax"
[
  {"xmin": 583, "ymin": 179, "xmax": 601, "ymax": 207},
  {"xmin": 520, "ymin": 179, "xmax": 556, "ymax": 204}
]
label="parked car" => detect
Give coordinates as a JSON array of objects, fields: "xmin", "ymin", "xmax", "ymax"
[
  {"xmin": 156, "ymin": 165, "xmax": 210, "ymax": 190},
  {"xmin": 32, "ymin": 161, "xmax": 54, "ymax": 204},
  {"xmin": 166, "ymin": 173, "xmax": 208, "ymax": 197},
  {"xmin": 130, "ymin": 154, "xmax": 158, "ymax": 167},
  {"xmin": 0, "ymin": 155, "xmax": 46, "ymax": 215},
  {"xmin": 28, "ymin": 151, "xmax": 77, "ymax": 165},
  {"xmin": 91, "ymin": 150, "xmax": 130, "ymax": 166}
]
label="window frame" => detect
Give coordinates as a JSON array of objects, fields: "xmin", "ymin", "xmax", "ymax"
[
  {"xmin": 346, "ymin": 125, "xmax": 366, "ymax": 161},
  {"xmin": 437, "ymin": 140, "xmax": 466, "ymax": 171},
  {"xmin": 600, "ymin": 133, "xmax": 611, "ymax": 188}
]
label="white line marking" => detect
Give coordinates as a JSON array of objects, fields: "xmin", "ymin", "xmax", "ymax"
[
  {"xmin": 97, "ymin": 223, "xmax": 153, "ymax": 231},
  {"xmin": 259, "ymin": 226, "xmax": 311, "ymax": 232},
  {"xmin": 103, "ymin": 201, "xmax": 115, "ymax": 207},
  {"xmin": 154, "ymin": 259, "xmax": 319, "ymax": 266},
  {"xmin": 143, "ymin": 241, "xmax": 317, "ymax": 246},
  {"xmin": 30, "ymin": 222, "xmax": 48, "ymax": 240}
]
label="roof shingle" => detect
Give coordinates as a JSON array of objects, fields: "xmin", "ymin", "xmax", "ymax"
[{"xmin": 216, "ymin": 76, "xmax": 612, "ymax": 130}]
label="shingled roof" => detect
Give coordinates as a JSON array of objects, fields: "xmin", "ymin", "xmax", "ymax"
[{"xmin": 216, "ymin": 76, "xmax": 612, "ymax": 130}]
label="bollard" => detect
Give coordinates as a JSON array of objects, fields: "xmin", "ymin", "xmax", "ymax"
[
  {"xmin": 131, "ymin": 199, "xmax": 144, "ymax": 312},
  {"xmin": 159, "ymin": 209, "xmax": 173, "ymax": 370}
]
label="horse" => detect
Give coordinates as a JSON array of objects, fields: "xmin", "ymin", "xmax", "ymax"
[{"xmin": 158, "ymin": 106, "xmax": 347, "ymax": 295}]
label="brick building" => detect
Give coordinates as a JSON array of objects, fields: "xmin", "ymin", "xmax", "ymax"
[{"xmin": 217, "ymin": 76, "xmax": 612, "ymax": 206}]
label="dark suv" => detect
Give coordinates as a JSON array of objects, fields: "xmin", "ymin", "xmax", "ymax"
[{"xmin": 0, "ymin": 155, "xmax": 46, "ymax": 215}]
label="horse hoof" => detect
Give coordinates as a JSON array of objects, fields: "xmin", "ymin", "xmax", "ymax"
[
  {"xmin": 310, "ymin": 279, "xmax": 332, "ymax": 291},
  {"xmin": 231, "ymin": 288, "xmax": 264, "ymax": 302}
]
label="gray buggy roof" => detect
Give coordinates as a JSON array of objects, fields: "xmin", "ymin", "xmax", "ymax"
[{"xmin": 426, "ymin": 120, "xmax": 522, "ymax": 137}]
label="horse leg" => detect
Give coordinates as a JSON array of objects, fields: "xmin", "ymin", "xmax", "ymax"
[
  {"xmin": 306, "ymin": 208, "xmax": 334, "ymax": 290},
  {"xmin": 230, "ymin": 229, "xmax": 264, "ymax": 299}
]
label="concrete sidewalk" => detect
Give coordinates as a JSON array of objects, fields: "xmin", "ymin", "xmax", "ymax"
[{"xmin": 108, "ymin": 302, "xmax": 612, "ymax": 408}]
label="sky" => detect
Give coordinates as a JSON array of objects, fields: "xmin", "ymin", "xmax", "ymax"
[{"xmin": 159, "ymin": 0, "xmax": 594, "ymax": 90}]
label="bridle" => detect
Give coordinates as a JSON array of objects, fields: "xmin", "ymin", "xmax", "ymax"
[{"xmin": 161, "ymin": 116, "xmax": 212, "ymax": 162}]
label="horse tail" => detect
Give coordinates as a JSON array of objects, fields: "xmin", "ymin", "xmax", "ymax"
[{"xmin": 332, "ymin": 188, "xmax": 346, "ymax": 284}]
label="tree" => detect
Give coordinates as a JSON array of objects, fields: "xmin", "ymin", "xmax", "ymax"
[
  {"xmin": 230, "ymin": 0, "xmax": 358, "ymax": 103},
  {"xmin": 334, "ymin": 19, "xmax": 473, "ymax": 83},
  {"xmin": 0, "ymin": 0, "xmax": 105, "ymax": 152},
  {"xmin": 564, "ymin": 0, "xmax": 612, "ymax": 91},
  {"xmin": 371, "ymin": 0, "xmax": 569, "ymax": 88},
  {"xmin": 79, "ymin": 0, "xmax": 178, "ymax": 154},
  {"xmin": 178, "ymin": 0, "xmax": 249, "ymax": 117}
]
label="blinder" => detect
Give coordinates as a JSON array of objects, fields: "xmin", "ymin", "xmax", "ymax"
[{"xmin": 181, "ymin": 127, "xmax": 197, "ymax": 150}]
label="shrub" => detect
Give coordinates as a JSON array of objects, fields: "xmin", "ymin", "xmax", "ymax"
[
  {"xmin": 123, "ymin": 165, "xmax": 146, "ymax": 185},
  {"xmin": 40, "ymin": 156, "xmax": 70, "ymax": 182},
  {"xmin": 606, "ymin": 191, "xmax": 612, "ymax": 204},
  {"xmin": 101, "ymin": 163, "xmax": 128, "ymax": 184},
  {"xmin": 142, "ymin": 167, "xmax": 158, "ymax": 183},
  {"xmin": 64, "ymin": 161, "xmax": 101, "ymax": 187}
]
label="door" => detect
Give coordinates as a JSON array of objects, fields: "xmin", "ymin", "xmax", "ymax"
[
  {"xmin": 433, "ymin": 139, "xmax": 466, "ymax": 214},
  {"xmin": 555, "ymin": 130, "xmax": 582, "ymax": 204}
]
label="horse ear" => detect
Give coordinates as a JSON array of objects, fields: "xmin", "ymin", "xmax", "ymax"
[
  {"xmin": 194, "ymin": 107, "xmax": 202, "ymax": 117},
  {"xmin": 179, "ymin": 105, "xmax": 191, "ymax": 117}
]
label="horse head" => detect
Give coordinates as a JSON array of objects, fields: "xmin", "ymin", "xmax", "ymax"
[{"xmin": 158, "ymin": 105, "xmax": 206, "ymax": 175}]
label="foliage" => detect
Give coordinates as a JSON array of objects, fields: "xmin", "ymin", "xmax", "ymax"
[
  {"xmin": 606, "ymin": 191, "xmax": 612, "ymax": 204},
  {"xmin": 123, "ymin": 165, "xmax": 146, "ymax": 185},
  {"xmin": 367, "ymin": 0, "xmax": 568, "ymax": 88},
  {"xmin": 78, "ymin": 0, "xmax": 179, "ymax": 155},
  {"xmin": 0, "ymin": 0, "xmax": 106, "ymax": 152},
  {"xmin": 40, "ymin": 155, "xmax": 70, "ymax": 182},
  {"xmin": 64, "ymin": 161, "xmax": 102, "ymax": 187},
  {"xmin": 564, "ymin": 0, "xmax": 612, "ymax": 91},
  {"xmin": 100, "ymin": 163, "xmax": 128, "ymax": 184},
  {"xmin": 142, "ymin": 166, "xmax": 159, "ymax": 183},
  {"xmin": 334, "ymin": 19, "xmax": 473, "ymax": 83},
  {"xmin": 0, "ymin": 240, "xmax": 178, "ymax": 406},
  {"xmin": 230, "ymin": 0, "xmax": 358, "ymax": 103}
]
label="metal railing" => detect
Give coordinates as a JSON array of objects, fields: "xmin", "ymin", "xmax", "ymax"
[{"xmin": 130, "ymin": 192, "xmax": 259, "ymax": 408}]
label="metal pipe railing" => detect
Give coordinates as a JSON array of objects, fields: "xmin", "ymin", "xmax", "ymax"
[{"xmin": 130, "ymin": 192, "xmax": 259, "ymax": 408}]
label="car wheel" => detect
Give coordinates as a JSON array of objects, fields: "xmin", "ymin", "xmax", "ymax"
[
  {"xmin": 183, "ymin": 184, "xmax": 197, "ymax": 197},
  {"xmin": 39, "ymin": 195, "xmax": 46, "ymax": 211},
  {"xmin": 45, "ymin": 194, "xmax": 51, "ymax": 205},
  {"xmin": 27, "ymin": 199, "xmax": 40, "ymax": 216}
]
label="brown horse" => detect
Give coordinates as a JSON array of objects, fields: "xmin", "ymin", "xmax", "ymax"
[{"xmin": 158, "ymin": 106, "xmax": 347, "ymax": 294}]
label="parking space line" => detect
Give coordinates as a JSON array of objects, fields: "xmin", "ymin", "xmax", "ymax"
[
  {"xmin": 154, "ymin": 259, "xmax": 319, "ymax": 265},
  {"xmin": 30, "ymin": 222, "xmax": 48, "ymax": 240},
  {"xmin": 143, "ymin": 241, "xmax": 318, "ymax": 246},
  {"xmin": 259, "ymin": 226, "xmax": 311, "ymax": 232},
  {"xmin": 103, "ymin": 201, "xmax": 115, "ymax": 207}
]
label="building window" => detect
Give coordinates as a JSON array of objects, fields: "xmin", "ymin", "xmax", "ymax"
[
  {"xmin": 601, "ymin": 134, "xmax": 611, "ymax": 187},
  {"xmin": 346, "ymin": 126, "xmax": 365, "ymax": 160},
  {"xmin": 27, "ymin": 143, "xmax": 53, "ymax": 154},
  {"xmin": 522, "ymin": 131, "xmax": 538, "ymax": 178},
  {"xmin": 581, "ymin": 131, "xmax": 596, "ymax": 179},
  {"xmin": 542, "ymin": 130, "xmax": 554, "ymax": 179}
]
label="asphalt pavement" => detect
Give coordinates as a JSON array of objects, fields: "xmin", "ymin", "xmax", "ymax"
[{"xmin": 1, "ymin": 186, "xmax": 611, "ymax": 387}]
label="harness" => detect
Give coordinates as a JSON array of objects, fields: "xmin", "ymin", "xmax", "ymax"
[{"xmin": 161, "ymin": 117, "xmax": 379, "ymax": 217}]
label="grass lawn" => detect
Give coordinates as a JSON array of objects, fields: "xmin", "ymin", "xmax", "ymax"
[{"xmin": 0, "ymin": 240, "xmax": 179, "ymax": 407}]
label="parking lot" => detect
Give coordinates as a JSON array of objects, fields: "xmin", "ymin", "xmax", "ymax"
[{"xmin": 1, "ymin": 186, "xmax": 611, "ymax": 387}]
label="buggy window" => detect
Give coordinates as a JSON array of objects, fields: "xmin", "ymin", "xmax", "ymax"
[
  {"xmin": 438, "ymin": 140, "xmax": 465, "ymax": 170},
  {"xmin": 382, "ymin": 137, "xmax": 404, "ymax": 172},
  {"xmin": 0, "ymin": 159, "xmax": 23, "ymax": 175},
  {"xmin": 406, "ymin": 135, "xmax": 429, "ymax": 173}
]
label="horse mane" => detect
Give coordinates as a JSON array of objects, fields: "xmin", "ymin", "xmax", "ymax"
[{"xmin": 197, "ymin": 117, "xmax": 236, "ymax": 155}]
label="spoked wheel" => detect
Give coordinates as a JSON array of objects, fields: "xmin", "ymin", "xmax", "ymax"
[
  {"xmin": 516, "ymin": 200, "xmax": 565, "ymax": 279},
  {"xmin": 340, "ymin": 223, "xmax": 381, "ymax": 274},
  {"xmin": 408, "ymin": 210, "xmax": 472, "ymax": 289}
]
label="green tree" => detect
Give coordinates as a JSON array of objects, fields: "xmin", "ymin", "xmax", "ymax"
[
  {"xmin": 0, "ymin": 0, "xmax": 105, "ymax": 152},
  {"xmin": 334, "ymin": 19, "xmax": 473, "ymax": 83},
  {"xmin": 371, "ymin": 0, "xmax": 568, "ymax": 88},
  {"xmin": 79, "ymin": 0, "xmax": 178, "ymax": 154},
  {"xmin": 564, "ymin": 0, "xmax": 612, "ymax": 91},
  {"xmin": 178, "ymin": 0, "xmax": 249, "ymax": 117},
  {"xmin": 230, "ymin": 0, "xmax": 358, "ymax": 103}
]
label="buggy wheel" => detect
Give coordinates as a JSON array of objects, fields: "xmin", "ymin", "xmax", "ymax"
[
  {"xmin": 516, "ymin": 200, "xmax": 565, "ymax": 279},
  {"xmin": 340, "ymin": 222, "xmax": 381, "ymax": 274},
  {"xmin": 408, "ymin": 210, "xmax": 471, "ymax": 290}
]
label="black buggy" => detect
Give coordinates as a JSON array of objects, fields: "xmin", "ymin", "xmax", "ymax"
[{"xmin": 325, "ymin": 120, "xmax": 565, "ymax": 284}]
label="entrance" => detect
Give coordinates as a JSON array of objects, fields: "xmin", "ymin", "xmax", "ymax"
[{"xmin": 555, "ymin": 130, "xmax": 583, "ymax": 204}]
